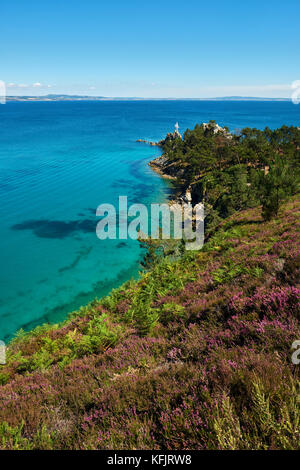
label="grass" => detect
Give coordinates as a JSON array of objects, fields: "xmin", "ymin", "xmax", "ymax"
[{"xmin": 0, "ymin": 197, "xmax": 299, "ymax": 449}]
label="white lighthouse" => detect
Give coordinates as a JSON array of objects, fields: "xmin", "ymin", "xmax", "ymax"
[{"xmin": 174, "ymin": 122, "xmax": 181, "ymax": 138}]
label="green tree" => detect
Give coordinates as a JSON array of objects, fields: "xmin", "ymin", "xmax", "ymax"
[{"xmin": 258, "ymin": 157, "xmax": 298, "ymax": 221}]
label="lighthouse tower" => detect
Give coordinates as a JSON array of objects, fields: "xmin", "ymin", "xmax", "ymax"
[{"xmin": 174, "ymin": 122, "xmax": 181, "ymax": 138}]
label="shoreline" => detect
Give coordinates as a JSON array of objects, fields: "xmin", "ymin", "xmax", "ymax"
[
  {"xmin": 3, "ymin": 142, "xmax": 174, "ymax": 344},
  {"xmin": 148, "ymin": 154, "xmax": 194, "ymax": 207},
  {"xmin": 148, "ymin": 156, "xmax": 177, "ymax": 180}
]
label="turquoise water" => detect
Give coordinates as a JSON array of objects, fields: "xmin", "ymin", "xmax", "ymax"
[{"xmin": 0, "ymin": 100, "xmax": 299, "ymax": 341}]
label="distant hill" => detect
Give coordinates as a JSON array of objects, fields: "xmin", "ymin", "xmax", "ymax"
[
  {"xmin": 206, "ymin": 96, "xmax": 290, "ymax": 101},
  {"xmin": 6, "ymin": 94, "xmax": 291, "ymax": 102}
]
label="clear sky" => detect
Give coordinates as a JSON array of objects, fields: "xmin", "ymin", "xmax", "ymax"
[{"xmin": 1, "ymin": 0, "xmax": 300, "ymax": 98}]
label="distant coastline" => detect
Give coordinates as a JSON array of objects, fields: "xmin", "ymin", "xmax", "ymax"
[{"xmin": 5, "ymin": 94, "xmax": 292, "ymax": 102}]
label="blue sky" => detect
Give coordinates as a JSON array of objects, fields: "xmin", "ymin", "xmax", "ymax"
[{"xmin": 1, "ymin": 0, "xmax": 300, "ymax": 97}]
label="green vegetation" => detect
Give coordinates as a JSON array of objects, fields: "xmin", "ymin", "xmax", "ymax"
[
  {"xmin": 160, "ymin": 122, "xmax": 300, "ymax": 227},
  {"xmin": 0, "ymin": 124, "xmax": 299, "ymax": 450},
  {"xmin": 258, "ymin": 156, "xmax": 298, "ymax": 221}
]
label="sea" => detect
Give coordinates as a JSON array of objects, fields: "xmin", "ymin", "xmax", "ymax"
[{"xmin": 0, "ymin": 100, "xmax": 299, "ymax": 341}]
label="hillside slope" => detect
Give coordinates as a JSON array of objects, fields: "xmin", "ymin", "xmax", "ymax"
[{"xmin": 0, "ymin": 196, "xmax": 299, "ymax": 450}]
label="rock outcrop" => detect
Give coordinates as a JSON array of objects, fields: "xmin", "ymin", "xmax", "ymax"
[
  {"xmin": 202, "ymin": 122, "xmax": 232, "ymax": 139},
  {"xmin": 137, "ymin": 128, "xmax": 182, "ymax": 148},
  {"xmin": 136, "ymin": 139, "xmax": 160, "ymax": 146}
]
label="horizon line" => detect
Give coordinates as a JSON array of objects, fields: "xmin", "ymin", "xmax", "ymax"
[{"xmin": 5, "ymin": 94, "xmax": 292, "ymax": 101}]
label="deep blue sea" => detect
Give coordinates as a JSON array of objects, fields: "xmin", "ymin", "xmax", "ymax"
[{"xmin": 0, "ymin": 100, "xmax": 299, "ymax": 341}]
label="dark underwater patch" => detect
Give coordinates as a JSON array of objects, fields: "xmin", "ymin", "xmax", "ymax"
[
  {"xmin": 117, "ymin": 241, "xmax": 127, "ymax": 248},
  {"xmin": 58, "ymin": 246, "xmax": 92, "ymax": 272},
  {"xmin": 85, "ymin": 207, "xmax": 97, "ymax": 214},
  {"xmin": 111, "ymin": 178, "xmax": 132, "ymax": 188},
  {"xmin": 11, "ymin": 218, "xmax": 96, "ymax": 239}
]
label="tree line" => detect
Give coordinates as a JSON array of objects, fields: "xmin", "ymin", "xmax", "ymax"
[{"xmin": 162, "ymin": 121, "xmax": 300, "ymax": 226}]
